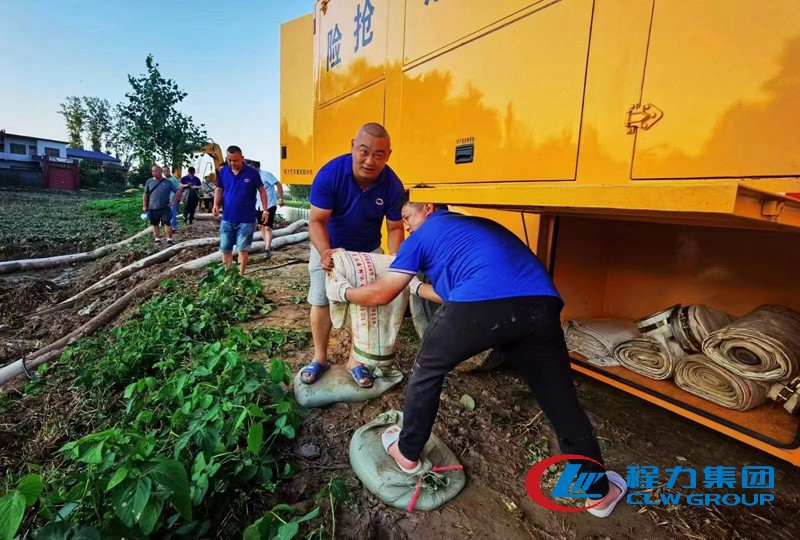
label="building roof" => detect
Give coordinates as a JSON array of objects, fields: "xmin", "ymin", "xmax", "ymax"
[
  {"xmin": 66, "ymin": 148, "xmax": 121, "ymax": 163},
  {"xmin": 0, "ymin": 130, "xmax": 68, "ymax": 144}
]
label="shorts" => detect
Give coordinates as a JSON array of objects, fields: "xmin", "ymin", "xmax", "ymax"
[
  {"xmin": 256, "ymin": 206, "xmax": 277, "ymax": 228},
  {"xmin": 148, "ymin": 208, "xmax": 171, "ymax": 226},
  {"xmin": 307, "ymin": 245, "xmax": 383, "ymax": 306},
  {"xmin": 219, "ymin": 220, "xmax": 255, "ymax": 254}
]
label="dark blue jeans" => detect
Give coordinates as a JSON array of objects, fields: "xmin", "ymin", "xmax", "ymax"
[{"xmin": 398, "ymin": 296, "xmax": 609, "ymax": 497}]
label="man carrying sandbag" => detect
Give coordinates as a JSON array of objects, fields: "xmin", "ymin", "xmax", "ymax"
[
  {"xmin": 300, "ymin": 123, "xmax": 405, "ymax": 388},
  {"xmin": 326, "ymin": 198, "xmax": 627, "ymax": 518}
]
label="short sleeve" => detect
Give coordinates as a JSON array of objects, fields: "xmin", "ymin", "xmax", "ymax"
[
  {"xmin": 263, "ymin": 172, "xmax": 279, "ymax": 186},
  {"xmin": 389, "ymin": 233, "xmax": 423, "ymax": 275},
  {"xmin": 170, "ymin": 182, "xmax": 179, "ymax": 193},
  {"xmin": 385, "ymin": 176, "xmax": 404, "ymax": 221},
  {"xmin": 309, "ymin": 165, "xmax": 336, "ymax": 210},
  {"xmin": 217, "ymin": 171, "xmax": 226, "ymax": 190}
]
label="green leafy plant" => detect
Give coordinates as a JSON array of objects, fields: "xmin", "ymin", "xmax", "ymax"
[{"xmin": 1, "ymin": 266, "xmax": 328, "ymax": 538}]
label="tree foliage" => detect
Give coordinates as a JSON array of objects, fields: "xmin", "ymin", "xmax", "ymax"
[
  {"xmin": 286, "ymin": 184, "xmax": 311, "ymax": 200},
  {"xmin": 120, "ymin": 54, "xmax": 207, "ymax": 170},
  {"xmin": 83, "ymin": 97, "xmax": 113, "ymax": 152},
  {"xmin": 58, "ymin": 96, "xmax": 85, "ymax": 149}
]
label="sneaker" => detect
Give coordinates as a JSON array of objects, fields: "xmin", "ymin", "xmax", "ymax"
[
  {"xmin": 154, "ymin": 238, "xmax": 162, "ymax": 245},
  {"xmin": 265, "ymin": 250, "xmax": 272, "ymax": 260},
  {"xmin": 167, "ymin": 238, "xmax": 174, "ymax": 246}
]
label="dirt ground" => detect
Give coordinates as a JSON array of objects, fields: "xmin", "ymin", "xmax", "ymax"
[{"xmin": 2, "ymin": 219, "xmax": 799, "ymax": 540}]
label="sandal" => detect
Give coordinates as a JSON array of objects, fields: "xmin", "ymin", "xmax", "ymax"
[
  {"xmin": 586, "ymin": 470, "xmax": 627, "ymax": 518},
  {"xmin": 300, "ymin": 361, "xmax": 330, "ymax": 384},
  {"xmin": 381, "ymin": 426, "xmax": 421, "ymax": 474},
  {"xmin": 347, "ymin": 364, "xmax": 374, "ymax": 388}
]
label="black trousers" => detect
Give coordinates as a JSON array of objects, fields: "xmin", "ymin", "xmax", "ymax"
[
  {"xmin": 183, "ymin": 192, "xmax": 199, "ymax": 223},
  {"xmin": 398, "ymin": 296, "xmax": 609, "ymax": 496}
]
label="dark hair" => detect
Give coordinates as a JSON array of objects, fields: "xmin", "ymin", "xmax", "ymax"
[
  {"xmin": 188, "ymin": 167, "xmax": 195, "ymax": 173},
  {"xmin": 401, "ymin": 190, "xmax": 447, "ymax": 211},
  {"xmin": 226, "ymin": 145, "xmax": 243, "ymax": 155}
]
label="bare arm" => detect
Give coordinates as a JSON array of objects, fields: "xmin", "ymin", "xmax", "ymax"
[
  {"xmin": 309, "ymin": 205, "xmax": 334, "ymax": 270},
  {"xmin": 142, "ymin": 190, "xmax": 149, "ymax": 211},
  {"xmin": 172, "ymin": 189, "xmax": 183, "ymax": 205},
  {"xmin": 258, "ymin": 186, "xmax": 268, "ymax": 212},
  {"xmin": 213, "ymin": 187, "xmax": 223, "ymax": 216},
  {"xmin": 386, "ymin": 219, "xmax": 404, "ymax": 255},
  {"xmin": 277, "ymin": 182, "xmax": 284, "ymax": 205},
  {"xmin": 416, "ymin": 283, "xmax": 443, "ymax": 304},
  {"xmin": 344, "ymin": 272, "xmax": 412, "ymax": 306}
]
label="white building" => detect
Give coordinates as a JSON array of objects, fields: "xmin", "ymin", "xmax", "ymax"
[{"xmin": 0, "ymin": 130, "xmax": 68, "ymax": 170}]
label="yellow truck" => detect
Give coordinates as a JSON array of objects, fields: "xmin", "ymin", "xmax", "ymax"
[{"xmin": 280, "ymin": 0, "xmax": 800, "ymax": 464}]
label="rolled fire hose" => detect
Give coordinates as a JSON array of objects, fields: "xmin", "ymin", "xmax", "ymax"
[
  {"xmin": 674, "ymin": 354, "xmax": 768, "ymax": 411},
  {"xmin": 702, "ymin": 305, "xmax": 800, "ymax": 382},
  {"xmin": 636, "ymin": 304, "xmax": 734, "ymax": 354},
  {"xmin": 613, "ymin": 335, "xmax": 686, "ymax": 380},
  {"xmin": 562, "ymin": 318, "xmax": 640, "ymax": 367}
]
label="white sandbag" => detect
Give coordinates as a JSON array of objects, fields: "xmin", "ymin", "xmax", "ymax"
[{"xmin": 328, "ymin": 251, "xmax": 409, "ymax": 367}]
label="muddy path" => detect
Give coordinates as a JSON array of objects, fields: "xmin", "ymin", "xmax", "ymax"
[{"xmin": 246, "ymin": 242, "xmax": 800, "ymax": 540}]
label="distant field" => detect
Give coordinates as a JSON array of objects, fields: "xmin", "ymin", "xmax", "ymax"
[{"xmin": 0, "ymin": 188, "xmax": 143, "ymax": 262}]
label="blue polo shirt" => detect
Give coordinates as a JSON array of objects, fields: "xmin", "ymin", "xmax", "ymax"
[
  {"xmin": 309, "ymin": 154, "xmax": 404, "ymax": 252},
  {"xmin": 217, "ymin": 164, "xmax": 264, "ymax": 223},
  {"xmin": 389, "ymin": 210, "xmax": 560, "ymax": 302}
]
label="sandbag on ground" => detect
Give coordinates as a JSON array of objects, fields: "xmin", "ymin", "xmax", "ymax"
[
  {"xmin": 613, "ymin": 335, "xmax": 686, "ymax": 380},
  {"xmin": 329, "ymin": 251, "xmax": 409, "ymax": 367},
  {"xmin": 702, "ymin": 305, "xmax": 800, "ymax": 382},
  {"xmin": 675, "ymin": 354, "xmax": 768, "ymax": 411},
  {"xmin": 293, "ymin": 365, "xmax": 403, "ymax": 408},
  {"xmin": 562, "ymin": 318, "xmax": 640, "ymax": 367},
  {"xmin": 350, "ymin": 410, "xmax": 466, "ymax": 511}
]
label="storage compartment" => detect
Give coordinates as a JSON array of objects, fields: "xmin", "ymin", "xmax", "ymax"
[
  {"xmin": 633, "ymin": 0, "xmax": 800, "ymax": 179},
  {"xmin": 316, "ymin": 0, "xmax": 389, "ymax": 105},
  {"xmin": 552, "ymin": 216, "xmax": 800, "ymax": 457},
  {"xmin": 395, "ymin": 0, "xmax": 592, "ymax": 184}
]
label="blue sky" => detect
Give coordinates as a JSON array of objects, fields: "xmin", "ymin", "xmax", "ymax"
[{"xmin": 0, "ymin": 0, "xmax": 311, "ymax": 174}]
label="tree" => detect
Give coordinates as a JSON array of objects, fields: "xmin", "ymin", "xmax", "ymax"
[
  {"xmin": 59, "ymin": 97, "xmax": 85, "ymax": 149},
  {"xmin": 107, "ymin": 104, "xmax": 136, "ymax": 167},
  {"xmin": 120, "ymin": 54, "xmax": 207, "ymax": 169},
  {"xmin": 287, "ymin": 184, "xmax": 311, "ymax": 200},
  {"xmin": 83, "ymin": 97, "xmax": 113, "ymax": 152}
]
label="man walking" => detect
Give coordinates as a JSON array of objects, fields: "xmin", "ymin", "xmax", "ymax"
[
  {"xmin": 252, "ymin": 162, "xmax": 284, "ymax": 259},
  {"xmin": 181, "ymin": 166, "xmax": 202, "ymax": 224},
  {"xmin": 299, "ymin": 122, "xmax": 405, "ymax": 388},
  {"xmin": 213, "ymin": 146, "xmax": 268, "ymax": 275},
  {"xmin": 326, "ymin": 198, "xmax": 627, "ymax": 518},
  {"xmin": 163, "ymin": 166, "xmax": 181, "ymax": 233},
  {"xmin": 142, "ymin": 165, "xmax": 182, "ymax": 246}
]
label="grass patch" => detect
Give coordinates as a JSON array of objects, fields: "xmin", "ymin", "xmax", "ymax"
[{"xmin": 83, "ymin": 194, "xmax": 144, "ymax": 237}]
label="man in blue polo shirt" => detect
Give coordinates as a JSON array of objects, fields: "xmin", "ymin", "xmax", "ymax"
[
  {"xmin": 325, "ymin": 198, "xmax": 627, "ymax": 519},
  {"xmin": 300, "ymin": 123, "xmax": 405, "ymax": 388},
  {"xmin": 213, "ymin": 145, "xmax": 268, "ymax": 276}
]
